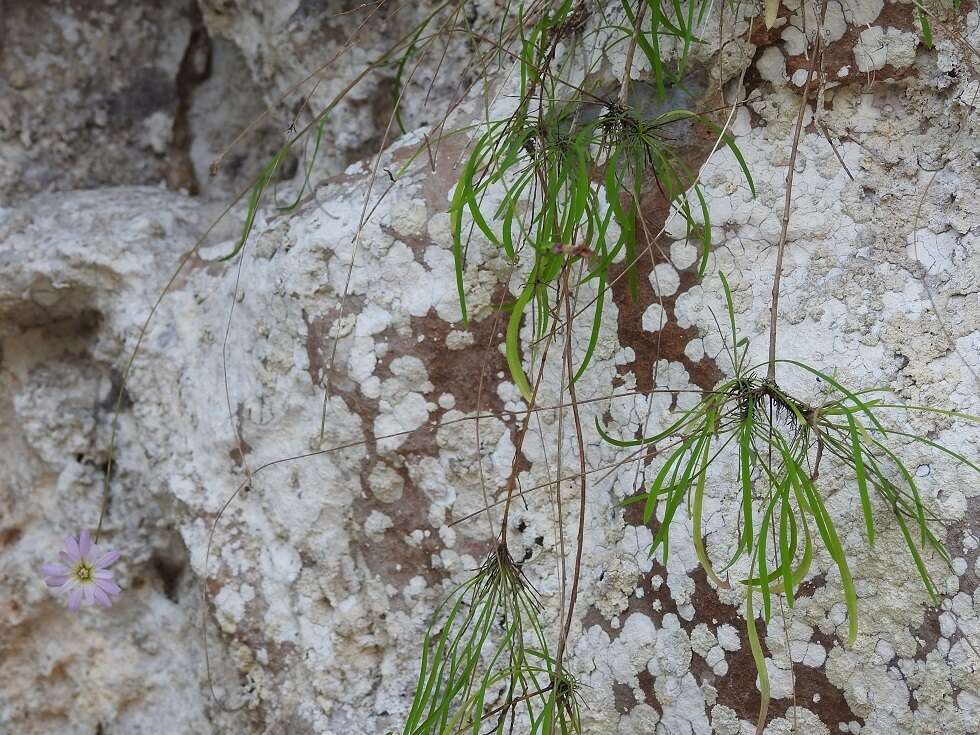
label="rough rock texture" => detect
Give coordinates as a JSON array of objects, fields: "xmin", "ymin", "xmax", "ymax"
[
  {"xmin": 0, "ymin": 0, "xmax": 283, "ymax": 202},
  {"xmin": 0, "ymin": 190, "xmax": 251, "ymax": 733},
  {"xmin": 196, "ymin": 0, "xmax": 493, "ymax": 174},
  {"xmin": 2, "ymin": 1, "xmax": 979, "ymax": 734}
]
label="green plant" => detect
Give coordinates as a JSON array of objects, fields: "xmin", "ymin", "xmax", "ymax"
[
  {"xmin": 448, "ymin": 10, "xmax": 753, "ymax": 401},
  {"xmin": 402, "ymin": 544, "xmax": 571, "ymax": 734},
  {"xmin": 601, "ymin": 273, "xmax": 980, "ymax": 726},
  {"xmin": 406, "ymin": 2, "xmax": 755, "ymax": 730}
]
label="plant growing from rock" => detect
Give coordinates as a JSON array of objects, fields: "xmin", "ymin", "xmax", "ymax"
[
  {"xmin": 601, "ymin": 272, "xmax": 979, "ymax": 727},
  {"xmin": 593, "ymin": 2, "xmax": 980, "ymax": 729},
  {"xmin": 409, "ymin": 1, "xmax": 980, "ymax": 733},
  {"xmin": 401, "ymin": 1, "xmax": 759, "ymax": 730},
  {"xmin": 69, "ymin": 0, "xmax": 980, "ymax": 732}
]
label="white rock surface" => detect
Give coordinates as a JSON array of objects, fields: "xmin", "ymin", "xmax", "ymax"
[{"xmin": 2, "ymin": 1, "xmax": 979, "ymax": 734}]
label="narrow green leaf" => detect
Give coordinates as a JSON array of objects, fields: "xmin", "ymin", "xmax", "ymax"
[
  {"xmin": 846, "ymin": 413, "xmax": 875, "ymax": 546},
  {"xmin": 505, "ymin": 282, "xmax": 536, "ymax": 402},
  {"xmin": 745, "ymin": 592, "xmax": 770, "ymax": 732}
]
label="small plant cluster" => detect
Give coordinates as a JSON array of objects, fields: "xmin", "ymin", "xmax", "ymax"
[
  {"xmin": 452, "ymin": 98, "xmax": 752, "ymax": 398},
  {"xmin": 448, "ymin": 0, "xmax": 753, "ymax": 401},
  {"xmin": 404, "ymin": 543, "xmax": 583, "ymax": 734},
  {"xmin": 603, "ymin": 275, "xmax": 977, "ymax": 725},
  {"xmin": 405, "ymin": 0, "xmax": 760, "ymax": 731}
]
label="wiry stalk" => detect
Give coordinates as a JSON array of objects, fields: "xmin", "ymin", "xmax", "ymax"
[
  {"xmin": 550, "ymin": 267, "xmax": 588, "ymax": 729},
  {"xmin": 767, "ymin": 0, "xmax": 829, "ymax": 382}
]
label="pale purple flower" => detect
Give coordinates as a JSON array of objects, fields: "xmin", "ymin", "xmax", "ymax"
[{"xmin": 41, "ymin": 530, "xmax": 121, "ymax": 610}]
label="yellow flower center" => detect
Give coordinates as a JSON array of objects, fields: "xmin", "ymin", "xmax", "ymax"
[{"xmin": 74, "ymin": 562, "xmax": 93, "ymax": 582}]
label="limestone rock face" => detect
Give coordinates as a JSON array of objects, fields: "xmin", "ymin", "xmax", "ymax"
[
  {"xmin": 0, "ymin": 1, "xmax": 195, "ymax": 200},
  {"xmin": 0, "ymin": 189, "xmax": 251, "ymax": 734},
  {"xmin": 195, "ymin": 0, "xmax": 496, "ymax": 175},
  {"xmin": 2, "ymin": 2, "xmax": 980, "ymax": 734},
  {"xmin": 0, "ymin": 0, "xmax": 283, "ymax": 202}
]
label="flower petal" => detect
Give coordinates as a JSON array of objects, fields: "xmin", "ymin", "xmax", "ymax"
[
  {"xmin": 91, "ymin": 585, "xmax": 113, "ymax": 608},
  {"xmin": 63, "ymin": 535, "xmax": 81, "ymax": 563},
  {"xmin": 82, "ymin": 586, "xmax": 96, "ymax": 606},
  {"xmin": 78, "ymin": 530, "xmax": 92, "ymax": 560},
  {"xmin": 41, "ymin": 563, "xmax": 69, "ymax": 577},
  {"xmin": 67, "ymin": 588, "xmax": 84, "ymax": 611},
  {"xmin": 45, "ymin": 575, "xmax": 70, "ymax": 588},
  {"xmin": 95, "ymin": 549, "xmax": 120, "ymax": 569},
  {"xmin": 95, "ymin": 578, "xmax": 121, "ymax": 596}
]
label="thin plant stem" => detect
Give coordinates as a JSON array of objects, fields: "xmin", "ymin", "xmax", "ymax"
[
  {"xmin": 618, "ymin": 0, "xmax": 649, "ymax": 106},
  {"xmin": 552, "ymin": 266, "xmax": 589, "ymax": 717},
  {"xmin": 767, "ymin": 0, "xmax": 828, "ymax": 381}
]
